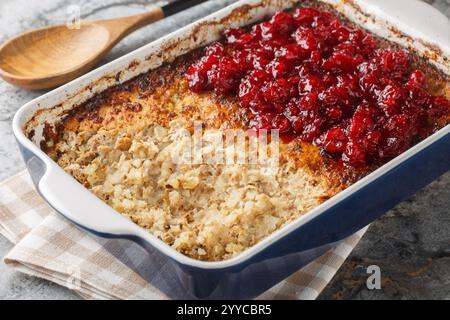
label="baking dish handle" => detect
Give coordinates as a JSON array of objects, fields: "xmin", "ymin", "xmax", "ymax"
[{"xmin": 38, "ymin": 164, "xmax": 134, "ymax": 237}]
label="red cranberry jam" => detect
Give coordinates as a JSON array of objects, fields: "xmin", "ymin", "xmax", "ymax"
[{"xmin": 186, "ymin": 7, "xmax": 450, "ymax": 168}]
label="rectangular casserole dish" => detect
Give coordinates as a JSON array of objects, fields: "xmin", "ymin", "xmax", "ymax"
[{"xmin": 12, "ymin": 0, "xmax": 450, "ymax": 299}]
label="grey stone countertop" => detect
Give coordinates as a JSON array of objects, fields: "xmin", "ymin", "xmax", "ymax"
[{"xmin": 0, "ymin": 0, "xmax": 448, "ymax": 300}]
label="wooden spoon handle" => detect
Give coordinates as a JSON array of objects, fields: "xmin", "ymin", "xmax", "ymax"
[
  {"xmin": 98, "ymin": 7, "xmax": 165, "ymax": 39},
  {"xmin": 162, "ymin": 0, "xmax": 210, "ymax": 17},
  {"xmin": 99, "ymin": 0, "xmax": 209, "ymax": 40}
]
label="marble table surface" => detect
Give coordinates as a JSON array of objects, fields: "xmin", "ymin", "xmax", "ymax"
[{"xmin": 0, "ymin": 0, "xmax": 449, "ymax": 300}]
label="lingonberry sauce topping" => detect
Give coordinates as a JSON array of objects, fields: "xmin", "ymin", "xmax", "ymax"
[{"xmin": 186, "ymin": 7, "xmax": 450, "ymax": 168}]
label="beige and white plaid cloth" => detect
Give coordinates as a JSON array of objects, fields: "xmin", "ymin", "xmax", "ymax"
[{"xmin": 0, "ymin": 170, "xmax": 368, "ymax": 300}]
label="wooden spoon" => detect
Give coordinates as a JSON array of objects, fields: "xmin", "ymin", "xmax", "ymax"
[{"xmin": 0, "ymin": 0, "xmax": 208, "ymax": 90}]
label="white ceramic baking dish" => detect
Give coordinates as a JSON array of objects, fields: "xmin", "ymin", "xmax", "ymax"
[{"xmin": 12, "ymin": 0, "xmax": 450, "ymax": 299}]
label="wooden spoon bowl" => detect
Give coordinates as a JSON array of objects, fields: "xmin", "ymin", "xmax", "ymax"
[{"xmin": 0, "ymin": 24, "xmax": 112, "ymax": 89}]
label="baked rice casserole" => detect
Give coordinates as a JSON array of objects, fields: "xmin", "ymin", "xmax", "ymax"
[{"xmin": 34, "ymin": 1, "xmax": 449, "ymax": 261}]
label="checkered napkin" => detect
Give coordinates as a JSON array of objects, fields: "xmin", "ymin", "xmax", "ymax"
[{"xmin": 0, "ymin": 170, "xmax": 368, "ymax": 300}]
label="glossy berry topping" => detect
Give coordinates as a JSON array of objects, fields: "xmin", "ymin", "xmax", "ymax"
[{"xmin": 186, "ymin": 7, "xmax": 450, "ymax": 168}]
